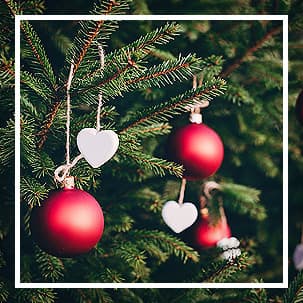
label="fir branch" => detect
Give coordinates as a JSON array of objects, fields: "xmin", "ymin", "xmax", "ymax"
[
  {"xmin": 74, "ymin": 22, "xmax": 183, "ymax": 88},
  {"xmin": 119, "ymin": 147, "xmax": 184, "ymax": 178},
  {"xmin": 200, "ymin": 252, "xmax": 253, "ymax": 283},
  {"xmin": 21, "ymin": 21, "xmax": 56, "ymax": 88},
  {"xmin": 74, "ymin": 289, "xmax": 114, "ymax": 303},
  {"xmin": 115, "ymin": 243, "xmax": 150, "ymax": 281},
  {"xmin": 37, "ymin": 101, "xmax": 61, "ymax": 149},
  {"xmin": 119, "ymin": 78, "xmax": 226, "ymax": 134},
  {"xmin": 71, "ymin": 19, "xmax": 106, "ymax": 75},
  {"xmin": 170, "ymin": 289, "xmax": 211, "ymax": 303},
  {"xmin": 223, "ymin": 84, "xmax": 254, "ymax": 105},
  {"xmin": 0, "ymin": 282, "xmax": 9, "ymax": 303},
  {"xmin": 21, "ymin": 71, "xmax": 54, "ymax": 101},
  {"xmin": 76, "ymin": 53, "xmax": 200, "ymax": 99},
  {"xmin": 30, "ymin": 151, "xmax": 56, "ymax": 179},
  {"xmin": 0, "ymin": 56, "xmax": 14, "ymax": 88},
  {"xmin": 35, "ymin": 249, "xmax": 65, "ymax": 282},
  {"xmin": 0, "ymin": 119, "xmax": 14, "ymax": 170},
  {"xmin": 124, "ymin": 54, "xmax": 201, "ymax": 88},
  {"xmin": 132, "ymin": 123, "xmax": 172, "ymax": 138},
  {"xmin": 111, "ymin": 214, "xmax": 134, "ymax": 232},
  {"xmin": 67, "ymin": 0, "xmax": 131, "ymax": 77},
  {"xmin": 20, "ymin": 177, "xmax": 49, "ymax": 207},
  {"xmin": 220, "ymin": 25, "xmax": 282, "ymax": 77},
  {"xmin": 2, "ymin": 0, "xmax": 19, "ymax": 16},
  {"xmin": 219, "ymin": 182, "xmax": 266, "ymax": 221},
  {"xmin": 99, "ymin": 268, "xmax": 125, "ymax": 283},
  {"xmin": 15, "ymin": 289, "xmax": 56, "ymax": 303},
  {"xmin": 283, "ymin": 271, "xmax": 303, "ymax": 303},
  {"xmin": 130, "ymin": 229, "xmax": 200, "ymax": 263},
  {"xmin": 244, "ymin": 288, "xmax": 268, "ymax": 303}
]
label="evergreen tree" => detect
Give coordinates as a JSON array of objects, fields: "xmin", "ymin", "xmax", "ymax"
[{"xmin": 0, "ymin": 0, "xmax": 302, "ymax": 302}]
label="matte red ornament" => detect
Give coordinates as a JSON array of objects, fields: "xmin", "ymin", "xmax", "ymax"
[
  {"xmin": 295, "ymin": 90, "xmax": 303, "ymax": 125},
  {"xmin": 168, "ymin": 123, "xmax": 224, "ymax": 180},
  {"xmin": 192, "ymin": 211, "xmax": 231, "ymax": 249},
  {"xmin": 30, "ymin": 186, "xmax": 104, "ymax": 257}
]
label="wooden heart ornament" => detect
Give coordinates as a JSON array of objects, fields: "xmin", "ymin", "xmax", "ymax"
[
  {"xmin": 161, "ymin": 200, "xmax": 198, "ymax": 233},
  {"xmin": 77, "ymin": 128, "xmax": 119, "ymax": 168}
]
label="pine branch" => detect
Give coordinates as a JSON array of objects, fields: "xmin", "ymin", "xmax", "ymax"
[
  {"xmin": 99, "ymin": 268, "xmax": 125, "ymax": 283},
  {"xmin": 0, "ymin": 119, "xmax": 14, "ymax": 170},
  {"xmin": 0, "ymin": 281, "xmax": 9, "ymax": 303},
  {"xmin": 0, "ymin": 56, "xmax": 14, "ymax": 88},
  {"xmin": 74, "ymin": 289, "xmax": 114, "ymax": 303},
  {"xmin": 76, "ymin": 22, "xmax": 182, "ymax": 84},
  {"xmin": 21, "ymin": 71, "xmax": 54, "ymax": 101},
  {"xmin": 132, "ymin": 123, "xmax": 172, "ymax": 138},
  {"xmin": 119, "ymin": 78, "xmax": 226, "ymax": 134},
  {"xmin": 20, "ymin": 177, "xmax": 49, "ymax": 207},
  {"xmin": 170, "ymin": 289, "xmax": 211, "ymax": 303},
  {"xmin": 35, "ymin": 249, "xmax": 65, "ymax": 282},
  {"xmin": 130, "ymin": 229, "xmax": 200, "ymax": 263},
  {"xmin": 66, "ymin": 0, "xmax": 131, "ymax": 77},
  {"xmin": 36, "ymin": 100, "xmax": 61, "ymax": 149},
  {"xmin": 119, "ymin": 147, "xmax": 184, "ymax": 178},
  {"xmin": 200, "ymin": 252, "xmax": 253, "ymax": 283},
  {"xmin": 2, "ymin": 0, "xmax": 19, "ymax": 16},
  {"xmin": 15, "ymin": 289, "xmax": 56, "ymax": 303},
  {"xmin": 223, "ymin": 84, "xmax": 254, "ymax": 105},
  {"xmin": 244, "ymin": 288, "xmax": 268, "ymax": 303},
  {"xmin": 114, "ymin": 243, "xmax": 150, "ymax": 281},
  {"xmin": 111, "ymin": 214, "xmax": 134, "ymax": 232},
  {"xmin": 220, "ymin": 25, "xmax": 282, "ymax": 77},
  {"xmin": 75, "ymin": 53, "xmax": 201, "ymax": 101},
  {"xmin": 283, "ymin": 271, "xmax": 303, "ymax": 303},
  {"xmin": 124, "ymin": 54, "xmax": 201, "ymax": 88},
  {"xmin": 21, "ymin": 21, "xmax": 56, "ymax": 88},
  {"xmin": 219, "ymin": 182, "xmax": 266, "ymax": 221}
]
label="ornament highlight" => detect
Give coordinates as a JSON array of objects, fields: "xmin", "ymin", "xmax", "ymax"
[
  {"xmin": 168, "ymin": 123, "xmax": 224, "ymax": 180},
  {"xmin": 30, "ymin": 182, "xmax": 104, "ymax": 257},
  {"xmin": 192, "ymin": 210, "xmax": 231, "ymax": 249},
  {"xmin": 162, "ymin": 200, "xmax": 198, "ymax": 233},
  {"xmin": 77, "ymin": 128, "xmax": 119, "ymax": 168}
]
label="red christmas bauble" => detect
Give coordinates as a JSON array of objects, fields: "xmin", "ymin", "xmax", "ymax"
[
  {"xmin": 295, "ymin": 90, "xmax": 303, "ymax": 125},
  {"xmin": 168, "ymin": 123, "xmax": 224, "ymax": 180},
  {"xmin": 192, "ymin": 212, "xmax": 231, "ymax": 249},
  {"xmin": 30, "ymin": 187, "xmax": 104, "ymax": 257}
]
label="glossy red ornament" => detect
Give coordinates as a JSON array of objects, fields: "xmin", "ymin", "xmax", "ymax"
[
  {"xmin": 168, "ymin": 123, "xmax": 224, "ymax": 180},
  {"xmin": 295, "ymin": 90, "xmax": 303, "ymax": 125},
  {"xmin": 193, "ymin": 211, "xmax": 231, "ymax": 249},
  {"xmin": 30, "ymin": 186, "xmax": 104, "ymax": 257}
]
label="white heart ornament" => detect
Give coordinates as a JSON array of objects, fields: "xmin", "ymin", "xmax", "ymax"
[
  {"xmin": 77, "ymin": 128, "xmax": 119, "ymax": 168},
  {"xmin": 161, "ymin": 200, "xmax": 198, "ymax": 233}
]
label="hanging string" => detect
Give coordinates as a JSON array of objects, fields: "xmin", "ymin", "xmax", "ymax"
[
  {"xmin": 96, "ymin": 44, "xmax": 105, "ymax": 132},
  {"xmin": 54, "ymin": 45, "xmax": 106, "ymax": 184},
  {"xmin": 202, "ymin": 181, "xmax": 227, "ymax": 223},
  {"xmin": 203, "ymin": 181, "xmax": 221, "ymax": 199},
  {"xmin": 189, "ymin": 75, "xmax": 210, "ymax": 123},
  {"xmin": 66, "ymin": 62, "xmax": 74, "ymax": 165},
  {"xmin": 191, "ymin": 75, "xmax": 200, "ymax": 114},
  {"xmin": 178, "ymin": 178, "xmax": 187, "ymax": 204},
  {"xmin": 54, "ymin": 62, "xmax": 84, "ymax": 183},
  {"xmin": 54, "ymin": 154, "xmax": 83, "ymax": 183}
]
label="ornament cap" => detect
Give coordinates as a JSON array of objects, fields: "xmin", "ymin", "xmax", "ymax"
[
  {"xmin": 189, "ymin": 112, "xmax": 202, "ymax": 124},
  {"xmin": 200, "ymin": 207, "xmax": 209, "ymax": 217},
  {"xmin": 63, "ymin": 176, "xmax": 75, "ymax": 189}
]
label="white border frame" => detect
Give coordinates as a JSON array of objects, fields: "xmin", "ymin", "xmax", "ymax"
[{"xmin": 15, "ymin": 14, "xmax": 288, "ymax": 289}]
